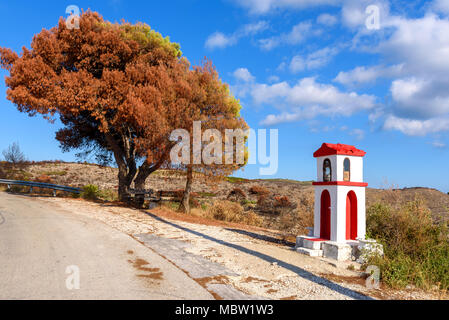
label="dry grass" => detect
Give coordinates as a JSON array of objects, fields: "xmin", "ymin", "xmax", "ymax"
[
  {"xmin": 227, "ymin": 187, "xmax": 247, "ymax": 202},
  {"xmin": 249, "ymin": 185, "xmax": 270, "ymax": 195},
  {"xmin": 207, "ymin": 200, "xmax": 263, "ymax": 226}
]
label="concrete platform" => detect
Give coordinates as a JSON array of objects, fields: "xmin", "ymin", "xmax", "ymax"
[
  {"xmin": 296, "ymin": 235, "xmax": 383, "ymax": 262},
  {"xmin": 296, "ymin": 247, "xmax": 323, "ymax": 257},
  {"xmin": 303, "ymin": 238, "xmax": 326, "ymax": 250},
  {"xmin": 322, "ymin": 241, "xmax": 352, "ymax": 261}
]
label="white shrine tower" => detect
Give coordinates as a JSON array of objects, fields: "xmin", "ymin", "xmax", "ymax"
[{"xmin": 296, "ymin": 143, "xmax": 377, "ymax": 261}]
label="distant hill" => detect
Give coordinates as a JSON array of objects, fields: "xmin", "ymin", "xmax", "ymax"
[{"xmin": 1, "ymin": 161, "xmax": 448, "ymax": 226}]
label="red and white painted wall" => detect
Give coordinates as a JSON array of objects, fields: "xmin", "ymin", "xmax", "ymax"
[{"xmin": 311, "ymin": 143, "xmax": 368, "ymax": 243}]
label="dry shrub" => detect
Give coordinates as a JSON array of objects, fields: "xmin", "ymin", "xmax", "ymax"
[
  {"xmin": 208, "ymin": 200, "xmax": 262, "ymax": 226},
  {"xmin": 0, "ymin": 165, "xmax": 7, "ymax": 179},
  {"xmin": 25, "ymin": 175, "xmax": 55, "ymax": 195},
  {"xmin": 367, "ymin": 199, "xmax": 449, "ymax": 290},
  {"xmin": 278, "ymin": 208, "xmax": 298, "ymax": 234},
  {"xmin": 368, "ymin": 199, "xmax": 439, "ymax": 257},
  {"xmin": 274, "ymin": 196, "xmax": 293, "ymax": 208},
  {"xmin": 257, "ymin": 194, "xmax": 297, "ymax": 214},
  {"xmin": 256, "ymin": 194, "xmax": 272, "ymax": 212},
  {"xmin": 242, "ymin": 210, "xmax": 263, "ymax": 227},
  {"xmin": 189, "ymin": 197, "xmax": 200, "ymax": 208},
  {"xmin": 172, "ymin": 189, "xmax": 199, "ymax": 201},
  {"xmin": 173, "ymin": 189, "xmax": 185, "ymax": 201},
  {"xmin": 227, "ymin": 187, "xmax": 247, "ymax": 202},
  {"xmin": 249, "ymin": 185, "xmax": 270, "ymax": 195},
  {"xmin": 209, "ymin": 200, "xmax": 243, "ymax": 221},
  {"xmin": 35, "ymin": 174, "xmax": 54, "ymax": 184},
  {"xmin": 276, "ymin": 193, "xmax": 314, "ymax": 236},
  {"xmin": 295, "ymin": 193, "xmax": 315, "ymax": 234}
]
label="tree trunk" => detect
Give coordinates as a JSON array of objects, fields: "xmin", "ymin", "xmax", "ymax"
[
  {"xmin": 105, "ymin": 133, "xmax": 136, "ymax": 203},
  {"xmin": 180, "ymin": 165, "xmax": 193, "ymax": 214},
  {"xmin": 133, "ymin": 167, "xmax": 148, "ymax": 208},
  {"xmin": 133, "ymin": 159, "xmax": 164, "ymax": 208},
  {"xmin": 106, "ymin": 133, "xmax": 170, "ymax": 205},
  {"xmin": 117, "ymin": 171, "xmax": 130, "ymax": 203}
]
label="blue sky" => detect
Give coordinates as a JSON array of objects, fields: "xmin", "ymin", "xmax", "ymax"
[{"xmin": 0, "ymin": 0, "xmax": 448, "ymax": 192}]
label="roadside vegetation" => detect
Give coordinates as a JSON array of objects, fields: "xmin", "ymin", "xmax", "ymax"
[{"xmin": 366, "ymin": 199, "xmax": 449, "ymax": 291}]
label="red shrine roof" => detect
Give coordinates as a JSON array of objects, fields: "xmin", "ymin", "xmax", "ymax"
[{"xmin": 313, "ymin": 143, "xmax": 366, "ymax": 157}]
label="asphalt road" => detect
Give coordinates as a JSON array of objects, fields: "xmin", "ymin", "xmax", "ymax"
[{"xmin": 0, "ymin": 192, "xmax": 213, "ymax": 299}]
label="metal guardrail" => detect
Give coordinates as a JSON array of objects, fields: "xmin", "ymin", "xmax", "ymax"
[{"xmin": 0, "ymin": 179, "xmax": 82, "ymax": 196}]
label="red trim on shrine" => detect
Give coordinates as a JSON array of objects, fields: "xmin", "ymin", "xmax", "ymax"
[
  {"xmin": 312, "ymin": 181, "xmax": 368, "ymax": 187},
  {"xmin": 313, "ymin": 143, "xmax": 366, "ymax": 158}
]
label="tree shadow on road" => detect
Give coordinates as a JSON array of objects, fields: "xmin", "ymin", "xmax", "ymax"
[
  {"xmin": 224, "ymin": 228, "xmax": 296, "ymax": 247},
  {"xmin": 143, "ymin": 211, "xmax": 373, "ymax": 300}
]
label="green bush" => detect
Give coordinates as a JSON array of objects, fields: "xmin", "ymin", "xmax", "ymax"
[
  {"xmin": 163, "ymin": 201, "xmax": 180, "ymax": 211},
  {"xmin": 81, "ymin": 184, "xmax": 100, "ymax": 200},
  {"xmin": 366, "ymin": 200, "xmax": 449, "ymax": 290},
  {"xmin": 241, "ymin": 199, "xmax": 256, "ymax": 205},
  {"xmin": 98, "ymin": 189, "xmax": 118, "ymax": 202}
]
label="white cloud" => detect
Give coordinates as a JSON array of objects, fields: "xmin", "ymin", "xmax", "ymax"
[
  {"xmin": 267, "ymin": 75, "xmax": 280, "ymax": 82},
  {"xmin": 335, "ymin": 7, "xmax": 449, "ymax": 135},
  {"xmin": 289, "ymin": 55, "xmax": 305, "ymax": 73},
  {"xmin": 379, "ymin": 14, "xmax": 449, "ymax": 76},
  {"xmin": 432, "ymin": 141, "xmax": 447, "ymax": 148},
  {"xmin": 338, "ymin": 125, "xmax": 365, "ymax": 139},
  {"xmin": 349, "ymin": 128, "xmax": 365, "ymax": 140},
  {"xmin": 317, "ymin": 13, "xmax": 338, "ymax": 26},
  {"xmin": 341, "ymin": 0, "xmax": 390, "ymax": 28},
  {"xmin": 334, "ymin": 64, "xmax": 404, "ymax": 87},
  {"xmin": 379, "ymin": 14, "xmax": 449, "ymax": 130},
  {"xmin": 205, "ymin": 32, "xmax": 236, "ymax": 49},
  {"xmin": 390, "ymin": 77, "xmax": 449, "ymax": 119},
  {"xmin": 276, "ymin": 61, "xmax": 287, "ymax": 72},
  {"xmin": 226, "ymin": 1, "xmax": 449, "ymax": 136},
  {"xmin": 231, "ymin": 0, "xmax": 339, "ymax": 15},
  {"xmin": 205, "ymin": 21, "xmax": 268, "ymax": 49},
  {"xmin": 383, "ymin": 115, "xmax": 449, "ymax": 136},
  {"xmin": 290, "ymin": 47, "xmax": 339, "ymax": 72},
  {"xmin": 259, "ymin": 22, "xmax": 316, "ymax": 50},
  {"xmin": 241, "ymin": 21, "xmax": 269, "ymax": 34},
  {"xmin": 432, "ymin": 0, "xmax": 449, "ymax": 16},
  {"xmin": 233, "ymin": 68, "xmax": 255, "ymax": 82},
  {"xmin": 241, "ymin": 77, "xmax": 377, "ymax": 125}
]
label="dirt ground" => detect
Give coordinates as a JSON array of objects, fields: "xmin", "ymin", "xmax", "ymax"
[{"xmin": 34, "ymin": 195, "xmax": 445, "ymax": 300}]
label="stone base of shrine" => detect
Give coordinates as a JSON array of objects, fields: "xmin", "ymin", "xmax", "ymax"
[{"xmin": 295, "ymin": 236, "xmax": 383, "ymax": 262}]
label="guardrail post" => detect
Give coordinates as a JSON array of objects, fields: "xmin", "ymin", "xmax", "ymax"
[
  {"xmin": 53, "ymin": 190, "xmax": 57, "ymax": 197},
  {"xmin": 7, "ymin": 184, "xmax": 10, "ymax": 190},
  {"xmin": 29, "ymin": 186, "xmax": 33, "ymax": 193}
]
